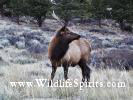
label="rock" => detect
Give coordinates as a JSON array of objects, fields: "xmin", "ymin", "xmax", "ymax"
[
  {"xmin": 91, "ymin": 48, "xmax": 133, "ymax": 70},
  {"xmin": 15, "ymin": 41, "xmax": 25, "ymax": 49}
]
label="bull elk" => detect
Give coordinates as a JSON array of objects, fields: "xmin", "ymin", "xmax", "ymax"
[{"xmin": 48, "ymin": 26, "xmax": 91, "ymax": 84}]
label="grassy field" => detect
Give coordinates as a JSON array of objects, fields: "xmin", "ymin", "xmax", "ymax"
[
  {"xmin": 0, "ymin": 18, "xmax": 133, "ymax": 100},
  {"xmin": 0, "ymin": 47, "xmax": 133, "ymax": 100}
]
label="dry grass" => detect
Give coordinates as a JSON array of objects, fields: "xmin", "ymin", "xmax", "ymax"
[
  {"xmin": 0, "ymin": 17, "xmax": 133, "ymax": 100},
  {"xmin": 0, "ymin": 61, "xmax": 133, "ymax": 100},
  {"xmin": 0, "ymin": 47, "xmax": 132, "ymax": 100}
]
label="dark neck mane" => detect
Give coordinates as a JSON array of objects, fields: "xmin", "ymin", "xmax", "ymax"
[{"xmin": 50, "ymin": 39, "xmax": 69, "ymax": 61}]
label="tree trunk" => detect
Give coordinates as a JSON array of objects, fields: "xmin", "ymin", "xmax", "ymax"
[
  {"xmin": 119, "ymin": 19, "xmax": 124, "ymax": 31},
  {"xmin": 17, "ymin": 15, "xmax": 20, "ymax": 25},
  {"xmin": 80, "ymin": 17, "xmax": 84, "ymax": 23},
  {"xmin": 98, "ymin": 18, "xmax": 102, "ymax": 28},
  {"xmin": 64, "ymin": 18, "xmax": 69, "ymax": 26},
  {"xmin": 37, "ymin": 16, "xmax": 43, "ymax": 27},
  {"xmin": 119, "ymin": 20, "xmax": 132, "ymax": 32},
  {"xmin": 0, "ymin": 7, "xmax": 4, "ymax": 17}
]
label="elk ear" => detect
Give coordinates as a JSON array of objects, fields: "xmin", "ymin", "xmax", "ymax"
[
  {"xmin": 57, "ymin": 26, "xmax": 67, "ymax": 35},
  {"xmin": 60, "ymin": 26, "xmax": 66, "ymax": 32}
]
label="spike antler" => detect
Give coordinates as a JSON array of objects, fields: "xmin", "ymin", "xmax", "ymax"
[
  {"xmin": 50, "ymin": 0, "xmax": 67, "ymax": 27},
  {"xmin": 50, "ymin": 0, "xmax": 56, "ymax": 5},
  {"xmin": 52, "ymin": 10, "xmax": 64, "ymax": 26}
]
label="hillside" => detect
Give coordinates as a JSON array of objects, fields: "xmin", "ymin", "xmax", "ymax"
[{"xmin": 0, "ymin": 16, "xmax": 133, "ymax": 100}]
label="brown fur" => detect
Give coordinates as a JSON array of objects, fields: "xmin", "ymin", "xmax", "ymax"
[
  {"xmin": 48, "ymin": 26, "xmax": 91, "ymax": 84},
  {"xmin": 62, "ymin": 38, "xmax": 91, "ymax": 65}
]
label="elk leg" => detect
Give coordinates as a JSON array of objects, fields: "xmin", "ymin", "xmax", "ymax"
[
  {"xmin": 79, "ymin": 61, "xmax": 86, "ymax": 82},
  {"xmin": 63, "ymin": 66, "xmax": 69, "ymax": 80},
  {"xmin": 86, "ymin": 66, "xmax": 91, "ymax": 82},
  {"xmin": 79, "ymin": 60, "xmax": 91, "ymax": 83},
  {"xmin": 49, "ymin": 66, "xmax": 57, "ymax": 85},
  {"xmin": 81, "ymin": 68, "xmax": 85, "ymax": 82}
]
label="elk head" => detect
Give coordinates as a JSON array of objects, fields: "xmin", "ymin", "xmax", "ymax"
[{"xmin": 56, "ymin": 26, "xmax": 81, "ymax": 44}]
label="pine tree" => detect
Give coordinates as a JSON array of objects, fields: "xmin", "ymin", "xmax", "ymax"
[
  {"xmin": 53, "ymin": 0, "xmax": 89, "ymax": 25},
  {"xmin": 111, "ymin": 0, "xmax": 133, "ymax": 23},
  {"xmin": 90, "ymin": 0, "xmax": 107, "ymax": 27},
  {"xmin": 105, "ymin": 0, "xmax": 133, "ymax": 31},
  {"xmin": 9, "ymin": 0, "xmax": 27, "ymax": 24},
  {"xmin": 0, "ymin": 0, "xmax": 9, "ymax": 16},
  {"xmin": 26, "ymin": 0, "xmax": 52, "ymax": 27}
]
